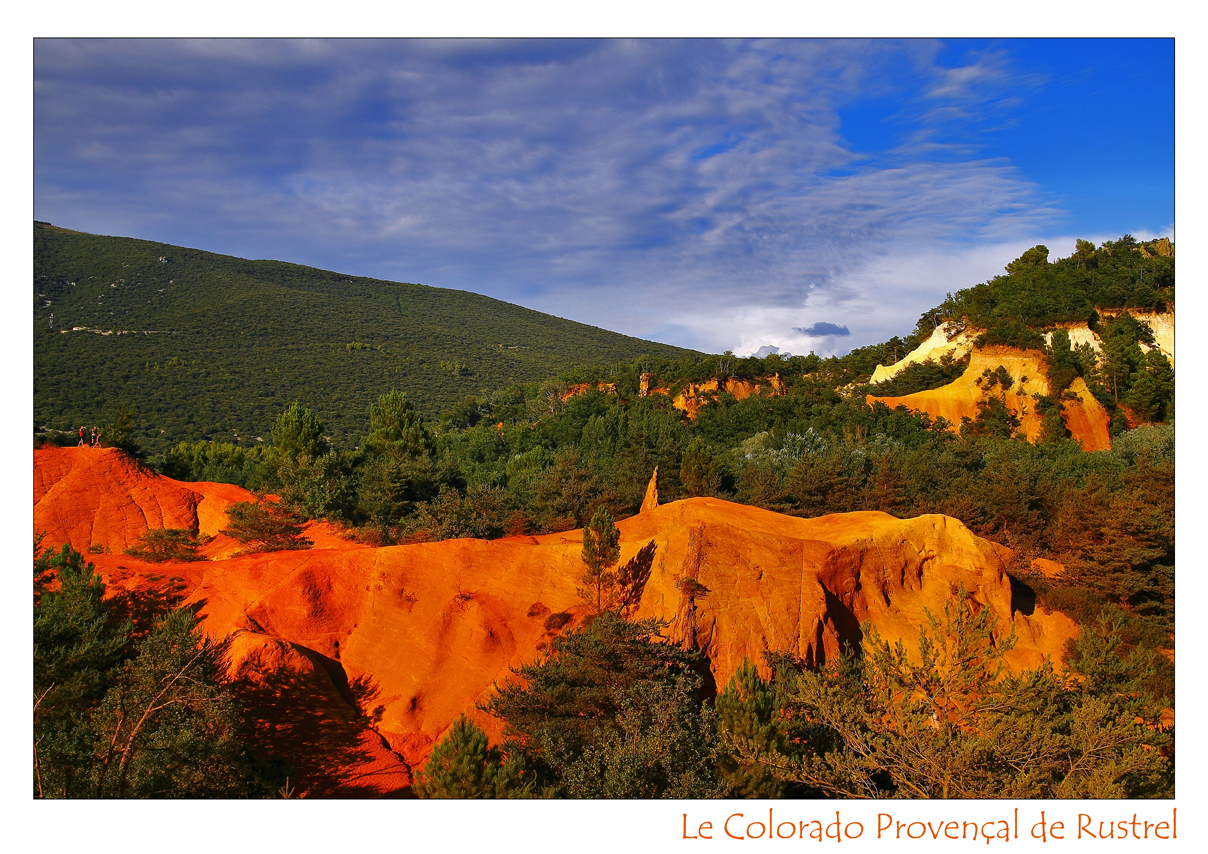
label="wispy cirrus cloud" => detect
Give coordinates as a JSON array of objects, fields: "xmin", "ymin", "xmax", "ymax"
[{"xmin": 34, "ymin": 39, "xmax": 1169, "ymax": 356}]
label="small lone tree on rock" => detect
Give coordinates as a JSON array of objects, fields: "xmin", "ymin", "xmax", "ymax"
[{"xmin": 580, "ymin": 507, "xmax": 620, "ymax": 613}]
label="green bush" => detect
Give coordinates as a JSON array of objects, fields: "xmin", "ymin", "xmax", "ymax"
[
  {"xmin": 220, "ymin": 500, "xmax": 312, "ymax": 553},
  {"xmin": 124, "ymin": 528, "xmax": 205, "ymax": 562}
]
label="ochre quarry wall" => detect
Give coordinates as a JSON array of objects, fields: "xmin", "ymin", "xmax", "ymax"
[
  {"xmin": 34, "ymin": 447, "xmax": 353, "ymax": 558},
  {"xmin": 34, "ymin": 447, "xmax": 1077, "ymax": 797},
  {"xmin": 870, "ymin": 324, "xmax": 976, "ymax": 385},
  {"xmin": 35, "ymin": 447, "xmax": 255, "ymax": 555},
  {"xmin": 868, "ymin": 346, "xmax": 1111, "ymax": 451},
  {"xmin": 673, "ymin": 377, "xmax": 772, "ymax": 418}
]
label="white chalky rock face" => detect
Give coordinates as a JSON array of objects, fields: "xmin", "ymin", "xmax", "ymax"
[
  {"xmin": 871, "ymin": 309, "xmax": 1175, "ymax": 388},
  {"xmin": 870, "ymin": 323, "xmax": 975, "ymax": 385}
]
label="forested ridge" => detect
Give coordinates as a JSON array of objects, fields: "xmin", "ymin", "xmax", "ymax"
[{"xmin": 33, "ymin": 222, "xmax": 691, "ymax": 455}]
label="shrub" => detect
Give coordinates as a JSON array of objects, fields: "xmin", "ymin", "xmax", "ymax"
[
  {"xmin": 124, "ymin": 528, "xmax": 205, "ymax": 562},
  {"xmin": 220, "ymin": 500, "xmax": 312, "ymax": 553}
]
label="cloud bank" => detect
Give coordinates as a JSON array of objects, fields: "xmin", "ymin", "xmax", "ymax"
[{"xmin": 34, "ymin": 39, "xmax": 1170, "ymax": 356}]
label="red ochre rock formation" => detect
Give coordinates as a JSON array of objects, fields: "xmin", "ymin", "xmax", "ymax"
[
  {"xmin": 867, "ymin": 346, "xmax": 1111, "ymax": 452},
  {"xmin": 35, "ymin": 446, "xmax": 255, "ymax": 555},
  {"xmin": 559, "ymin": 381, "xmax": 617, "ymax": 402},
  {"xmin": 34, "ymin": 447, "xmax": 1077, "ymax": 797},
  {"xmin": 34, "ymin": 447, "xmax": 355, "ymax": 559},
  {"xmin": 672, "ymin": 377, "xmax": 773, "ymax": 418}
]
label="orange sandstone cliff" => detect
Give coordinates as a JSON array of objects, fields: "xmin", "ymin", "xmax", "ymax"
[
  {"xmin": 34, "ymin": 447, "xmax": 1077, "ymax": 797},
  {"xmin": 868, "ymin": 346, "xmax": 1111, "ymax": 452}
]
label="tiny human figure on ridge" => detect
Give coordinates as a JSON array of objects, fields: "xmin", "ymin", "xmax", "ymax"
[{"xmin": 78, "ymin": 425, "xmax": 86, "ymax": 447}]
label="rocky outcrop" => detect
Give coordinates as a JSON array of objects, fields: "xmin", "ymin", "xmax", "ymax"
[
  {"xmin": 1138, "ymin": 237, "xmax": 1173, "ymax": 258},
  {"xmin": 870, "ymin": 311, "xmax": 1173, "ymax": 435},
  {"xmin": 640, "ymin": 466, "xmax": 659, "ymax": 512},
  {"xmin": 870, "ymin": 323, "xmax": 976, "ymax": 385},
  {"xmin": 34, "ymin": 447, "xmax": 355, "ymax": 558},
  {"xmin": 868, "ymin": 347, "xmax": 1111, "ymax": 451},
  {"xmin": 559, "ymin": 381, "xmax": 617, "ymax": 402},
  {"xmin": 35, "ymin": 450, "xmax": 1078, "ymax": 797},
  {"xmin": 671, "ymin": 377, "xmax": 772, "ymax": 419},
  {"xmin": 34, "ymin": 447, "xmax": 253, "ymax": 555}
]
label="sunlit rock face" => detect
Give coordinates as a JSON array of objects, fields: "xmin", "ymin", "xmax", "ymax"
[
  {"xmin": 866, "ymin": 310, "xmax": 1172, "ymax": 452},
  {"xmin": 35, "ymin": 449, "xmax": 1076, "ymax": 797},
  {"xmin": 868, "ymin": 346, "xmax": 1111, "ymax": 452}
]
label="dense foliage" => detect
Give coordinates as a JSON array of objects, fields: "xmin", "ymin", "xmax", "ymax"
[
  {"xmin": 732, "ymin": 591, "xmax": 1172, "ymax": 799},
  {"xmin": 34, "ymin": 541, "xmax": 265, "ymax": 797},
  {"xmin": 868, "ymin": 352, "xmax": 971, "ymax": 397},
  {"xmin": 417, "ymin": 604, "xmax": 1171, "ymax": 800},
  {"xmin": 483, "ymin": 613, "xmax": 724, "ymax": 798},
  {"xmin": 37, "ymin": 231, "xmax": 1175, "ymax": 798},
  {"xmin": 924, "ymin": 236, "xmax": 1173, "ymax": 340},
  {"xmin": 34, "ymin": 222, "xmax": 690, "ymax": 456}
]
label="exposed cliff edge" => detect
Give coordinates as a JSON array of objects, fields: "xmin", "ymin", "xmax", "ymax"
[
  {"xmin": 865, "ymin": 308, "xmax": 1173, "ymax": 450},
  {"xmin": 868, "ymin": 346, "xmax": 1112, "ymax": 451},
  {"xmin": 870, "ymin": 324, "xmax": 978, "ymax": 385},
  {"xmin": 35, "ymin": 447, "xmax": 1077, "ymax": 796},
  {"xmin": 871, "ymin": 310, "xmax": 1173, "ymax": 387}
]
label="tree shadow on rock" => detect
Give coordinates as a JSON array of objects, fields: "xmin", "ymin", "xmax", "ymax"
[{"xmin": 229, "ymin": 644, "xmax": 410, "ymax": 798}]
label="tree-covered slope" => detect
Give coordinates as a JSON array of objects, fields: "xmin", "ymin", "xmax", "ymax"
[
  {"xmin": 34, "ymin": 222, "xmax": 692, "ymax": 454},
  {"xmin": 922, "ymin": 235, "xmax": 1174, "ymax": 343}
]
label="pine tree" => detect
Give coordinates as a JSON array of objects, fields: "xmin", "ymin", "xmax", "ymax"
[
  {"xmin": 739, "ymin": 588, "xmax": 1172, "ymax": 799},
  {"xmin": 34, "ymin": 543, "xmax": 131, "ymax": 798},
  {"xmin": 363, "ymin": 389, "xmax": 433, "ymax": 461},
  {"xmin": 487, "ymin": 614, "xmax": 720, "ymax": 798},
  {"xmin": 270, "ymin": 401, "xmax": 327, "ymax": 460},
  {"xmin": 416, "ymin": 716, "xmax": 531, "ymax": 799},
  {"xmin": 716, "ymin": 660, "xmax": 787, "ymax": 797},
  {"xmin": 581, "ymin": 507, "xmax": 620, "ymax": 612},
  {"xmin": 221, "ymin": 499, "xmax": 312, "ymax": 552},
  {"xmin": 90, "ymin": 609, "xmax": 257, "ymax": 797},
  {"xmin": 680, "ymin": 436, "xmax": 721, "ymax": 497}
]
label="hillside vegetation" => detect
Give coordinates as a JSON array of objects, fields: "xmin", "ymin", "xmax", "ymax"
[
  {"xmin": 928, "ymin": 235, "xmax": 1173, "ymax": 340},
  {"xmin": 34, "ymin": 222, "xmax": 691, "ymax": 455}
]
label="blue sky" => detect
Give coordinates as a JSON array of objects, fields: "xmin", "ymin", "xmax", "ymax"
[{"xmin": 33, "ymin": 38, "xmax": 1173, "ymax": 356}]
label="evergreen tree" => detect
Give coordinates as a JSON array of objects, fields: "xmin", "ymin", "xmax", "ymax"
[
  {"xmin": 738, "ymin": 588, "xmax": 1171, "ymax": 799},
  {"xmin": 90, "ymin": 609, "xmax": 258, "ymax": 797},
  {"xmin": 488, "ymin": 613, "xmax": 719, "ymax": 797},
  {"xmin": 363, "ymin": 389, "xmax": 433, "ymax": 460},
  {"xmin": 358, "ymin": 390, "xmax": 440, "ymax": 538},
  {"xmin": 556, "ymin": 674, "xmax": 722, "ymax": 798},
  {"xmin": 680, "ymin": 436, "xmax": 721, "ymax": 497},
  {"xmin": 34, "ymin": 544, "xmax": 261, "ymax": 798},
  {"xmin": 221, "ymin": 499, "xmax": 312, "ymax": 552},
  {"xmin": 716, "ymin": 660, "xmax": 788, "ymax": 797},
  {"xmin": 581, "ymin": 507, "xmax": 620, "ymax": 612},
  {"xmin": 34, "ymin": 543, "xmax": 130, "ymax": 798},
  {"xmin": 416, "ymin": 716, "xmax": 531, "ymax": 799},
  {"xmin": 271, "ymin": 401, "xmax": 327, "ymax": 460}
]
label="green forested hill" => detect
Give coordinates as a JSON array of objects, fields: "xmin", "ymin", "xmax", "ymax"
[{"xmin": 34, "ymin": 222, "xmax": 692, "ymax": 454}]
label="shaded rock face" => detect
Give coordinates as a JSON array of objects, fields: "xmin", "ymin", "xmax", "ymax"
[
  {"xmin": 868, "ymin": 346, "xmax": 1111, "ymax": 452},
  {"xmin": 34, "ymin": 449, "xmax": 1076, "ymax": 797}
]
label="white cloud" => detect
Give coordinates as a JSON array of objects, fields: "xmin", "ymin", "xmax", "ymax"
[{"xmin": 35, "ymin": 39, "xmax": 1118, "ymax": 356}]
